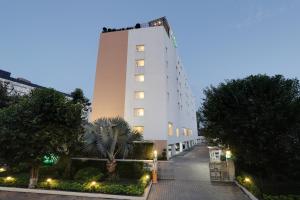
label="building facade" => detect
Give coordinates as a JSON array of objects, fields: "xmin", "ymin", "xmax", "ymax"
[
  {"xmin": 0, "ymin": 69, "xmax": 70, "ymax": 97},
  {"xmin": 91, "ymin": 17, "xmax": 198, "ymax": 158}
]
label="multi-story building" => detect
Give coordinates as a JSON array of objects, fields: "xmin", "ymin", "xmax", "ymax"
[
  {"xmin": 0, "ymin": 69, "xmax": 70, "ymax": 97},
  {"xmin": 91, "ymin": 17, "xmax": 198, "ymax": 158}
]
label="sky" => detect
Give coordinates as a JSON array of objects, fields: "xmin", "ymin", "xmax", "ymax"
[{"xmin": 0, "ymin": 0, "xmax": 300, "ymax": 106}]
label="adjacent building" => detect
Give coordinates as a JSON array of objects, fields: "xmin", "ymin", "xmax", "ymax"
[
  {"xmin": 0, "ymin": 69, "xmax": 70, "ymax": 97},
  {"xmin": 91, "ymin": 17, "xmax": 198, "ymax": 158}
]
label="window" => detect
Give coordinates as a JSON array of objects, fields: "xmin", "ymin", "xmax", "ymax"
[
  {"xmin": 183, "ymin": 128, "xmax": 188, "ymax": 136},
  {"xmin": 136, "ymin": 45, "xmax": 145, "ymax": 52},
  {"xmin": 168, "ymin": 122, "xmax": 173, "ymax": 136},
  {"xmin": 188, "ymin": 129, "xmax": 192, "ymax": 136},
  {"xmin": 135, "ymin": 74, "xmax": 144, "ymax": 82},
  {"xmin": 136, "ymin": 59, "xmax": 145, "ymax": 67},
  {"xmin": 176, "ymin": 128, "xmax": 179, "ymax": 137},
  {"xmin": 133, "ymin": 126, "xmax": 144, "ymax": 133},
  {"xmin": 135, "ymin": 91, "xmax": 144, "ymax": 99},
  {"xmin": 134, "ymin": 108, "xmax": 144, "ymax": 117}
]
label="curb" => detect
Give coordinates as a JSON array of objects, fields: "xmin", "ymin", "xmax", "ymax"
[
  {"xmin": 0, "ymin": 181, "xmax": 152, "ymax": 200},
  {"xmin": 234, "ymin": 180, "xmax": 259, "ymax": 200}
]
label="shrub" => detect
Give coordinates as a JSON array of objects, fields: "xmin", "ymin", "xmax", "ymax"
[
  {"xmin": 72, "ymin": 159, "xmax": 145, "ymax": 180},
  {"xmin": 263, "ymin": 194, "xmax": 300, "ymax": 200},
  {"xmin": 0, "ymin": 173, "xmax": 29, "ymax": 187},
  {"xmin": 237, "ymin": 176, "xmax": 261, "ymax": 197},
  {"xmin": 117, "ymin": 162, "xmax": 144, "ymax": 179},
  {"xmin": 39, "ymin": 166, "xmax": 60, "ymax": 179},
  {"xmin": 128, "ymin": 142, "xmax": 154, "ymax": 160},
  {"xmin": 39, "ymin": 179, "xmax": 83, "ymax": 192},
  {"xmin": 74, "ymin": 167, "xmax": 103, "ymax": 182}
]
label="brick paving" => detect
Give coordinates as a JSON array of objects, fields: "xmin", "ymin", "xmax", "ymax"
[{"xmin": 148, "ymin": 145, "xmax": 249, "ymax": 200}]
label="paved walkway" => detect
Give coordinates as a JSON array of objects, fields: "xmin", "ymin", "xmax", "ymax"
[{"xmin": 148, "ymin": 145, "xmax": 249, "ymax": 200}]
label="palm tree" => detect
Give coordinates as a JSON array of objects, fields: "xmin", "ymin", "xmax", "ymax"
[{"xmin": 84, "ymin": 117, "xmax": 142, "ymax": 178}]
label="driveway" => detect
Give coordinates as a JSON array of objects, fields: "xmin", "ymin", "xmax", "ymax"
[{"xmin": 148, "ymin": 145, "xmax": 249, "ymax": 200}]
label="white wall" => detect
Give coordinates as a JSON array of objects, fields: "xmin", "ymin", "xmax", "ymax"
[
  {"xmin": 125, "ymin": 26, "xmax": 168, "ymax": 141},
  {"xmin": 124, "ymin": 26, "xmax": 198, "ymax": 145}
]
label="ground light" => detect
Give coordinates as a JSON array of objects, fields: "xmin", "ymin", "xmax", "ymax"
[
  {"xmin": 46, "ymin": 178, "xmax": 52, "ymax": 183},
  {"xmin": 0, "ymin": 168, "xmax": 6, "ymax": 172},
  {"xmin": 91, "ymin": 181, "xmax": 97, "ymax": 186},
  {"xmin": 4, "ymin": 176, "xmax": 15, "ymax": 183},
  {"xmin": 244, "ymin": 177, "xmax": 251, "ymax": 183},
  {"xmin": 146, "ymin": 175, "xmax": 150, "ymax": 180}
]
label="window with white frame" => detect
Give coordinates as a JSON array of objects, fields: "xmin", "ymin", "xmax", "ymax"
[
  {"xmin": 136, "ymin": 59, "xmax": 145, "ymax": 67},
  {"xmin": 135, "ymin": 91, "xmax": 144, "ymax": 99},
  {"xmin": 134, "ymin": 108, "xmax": 144, "ymax": 117},
  {"xmin": 136, "ymin": 45, "xmax": 145, "ymax": 52},
  {"xmin": 135, "ymin": 74, "xmax": 144, "ymax": 82}
]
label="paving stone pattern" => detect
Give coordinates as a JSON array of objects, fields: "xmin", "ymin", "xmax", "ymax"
[{"xmin": 148, "ymin": 145, "xmax": 249, "ymax": 200}]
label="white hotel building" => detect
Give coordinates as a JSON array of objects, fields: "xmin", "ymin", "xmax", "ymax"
[{"xmin": 91, "ymin": 17, "xmax": 198, "ymax": 158}]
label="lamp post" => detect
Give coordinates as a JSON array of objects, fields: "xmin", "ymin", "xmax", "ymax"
[{"xmin": 152, "ymin": 150, "xmax": 158, "ymax": 183}]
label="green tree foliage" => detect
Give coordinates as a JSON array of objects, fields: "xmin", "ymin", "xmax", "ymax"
[
  {"xmin": 58, "ymin": 88, "xmax": 91, "ymax": 179},
  {"xmin": 200, "ymin": 75, "xmax": 300, "ymax": 179},
  {"xmin": 0, "ymin": 88, "xmax": 83, "ymax": 188},
  {"xmin": 70, "ymin": 88, "xmax": 91, "ymax": 121},
  {"xmin": 0, "ymin": 82, "xmax": 19, "ymax": 109},
  {"xmin": 84, "ymin": 117, "xmax": 142, "ymax": 179}
]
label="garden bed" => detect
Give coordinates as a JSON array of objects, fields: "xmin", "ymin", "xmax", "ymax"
[
  {"xmin": 0, "ymin": 174, "xmax": 152, "ymax": 199},
  {"xmin": 235, "ymin": 176, "xmax": 300, "ymax": 200},
  {"xmin": 0, "ymin": 181, "xmax": 152, "ymax": 200}
]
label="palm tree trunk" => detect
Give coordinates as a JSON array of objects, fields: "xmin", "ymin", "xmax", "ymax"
[
  {"xmin": 29, "ymin": 165, "xmax": 39, "ymax": 188},
  {"xmin": 106, "ymin": 159, "xmax": 117, "ymax": 179}
]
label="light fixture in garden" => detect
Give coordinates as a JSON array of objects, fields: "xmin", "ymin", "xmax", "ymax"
[
  {"xmin": 91, "ymin": 181, "xmax": 97, "ymax": 186},
  {"xmin": 0, "ymin": 167, "xmax": 6, "ymax": 172},
  {"xmin": 146, "ymin": 175, "xmax": 150, "ymax": 180},
  {"xmin": 5, "ymin": 176, "xmax": 14, "ymax": 182},
  {"xmin": 244, "ymin": 177, "xmax": 251, "ymax": 183},
  {"xmin": 153, "ymin": 150, "xmax": 157, "ymax": 159},
  {"xmin": 225, "ymin": 150, "xmax": 232, "ymax": 159},
  {"xmin": 46, "ymin": 178, "xmax": 52, "ymax": 183}
]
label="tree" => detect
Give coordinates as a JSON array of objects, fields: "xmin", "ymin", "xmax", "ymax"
[
  {"xmin": 0, "ymin": 82, "xmax": 19, "ymax": 109},
  {"xmin": 70, "ymin": 88, "xmax": 91, "ymax": 121},
  {"xmin": 84, "ymin": 117, "xmax": 142, "ymax": 179},
  {"xmin": 57, "ymin": 88, "xmax": 91, "ymax": 178},
  {"xmin": 0, "ymin": 88, "xmax": 82, "ymax": 188},
  {"xmin": 200, "ymin": 74, "xmax": 300, "ymax": 179}
]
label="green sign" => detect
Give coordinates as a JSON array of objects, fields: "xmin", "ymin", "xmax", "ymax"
[{"xmin": 42, "ymin": 154, "xmax": 59, "ymax": 166}]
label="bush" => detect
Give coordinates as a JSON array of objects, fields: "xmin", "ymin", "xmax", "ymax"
[
  {"xmin": 0, "ymin": 173, "xmax": 29, "ymax": 187},
  {"xmin": 263, "ymin": 194, "xmax": 300, "ymax": 200},
  {"xmin": 128, "ymin": 142, "xmax": 154, "ymax": 160},
  {"xmin": 117, "ymin": 162, "xmax": 144, "ymax": 179},
  {"xmin": 38, "ymin": 179, "xmax": 147, "ymax": 196},
  {"xmin": 39, "ymin": 166, "xmax": 61, "ymax": 179},
  {"xmin": 72, "ymin": 159, "xmax": 145, "ymax": 180},
  {"xmin": 71, "ymin": 159, "xmax": 106, "ymax": 176},
  {"xmin": 74, "ymin": 167, "xmax": 103, "ymax": 182},
  {"xmin": 158, "ymin": 149, "xmax": 167, "ymax": 160},
  {"xmin": 237, "ymin": 176, "xmax": 261, "ymax": 197},
  {"xmin": 39, "ymin": 179, "xmax": 83, "ymax": 192}
]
